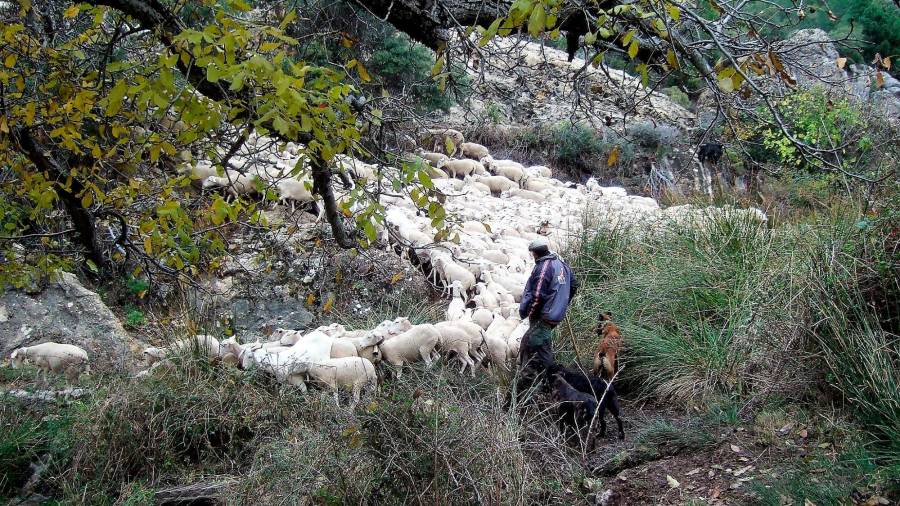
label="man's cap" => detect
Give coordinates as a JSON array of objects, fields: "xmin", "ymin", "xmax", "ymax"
[{"xmin": 528, "ymin": 236, "xmax": 550, "ymax": 252}]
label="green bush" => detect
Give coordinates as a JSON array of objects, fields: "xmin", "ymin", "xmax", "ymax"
[
  {"xmin": 660, "ymin": 86, "xmax": 691, "ymax": 109},
  {"xmin": 0, "ymin": 396, "xmax": 75, "ymax": 497},
  {"xmin": 371, "ymin": 35, "xmax": 470, "ymax": 112},
  {"xmin": 552, "ymin": 122, "xmax": 633, "ymax": 170}
]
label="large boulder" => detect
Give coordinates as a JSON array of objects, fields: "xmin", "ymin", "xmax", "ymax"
[
  {"xmin": 784, "ymin": 29, "xmax": 900, "ymax": 119},
  {"xmin": 0, "ymin": 272, "xmax": 141, "ymax": 370}
]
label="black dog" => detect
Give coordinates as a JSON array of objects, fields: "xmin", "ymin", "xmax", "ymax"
[
  {"xmin": 550, "ymin": 373, "xmax": 599, "ymax": 447},
  {"xmin": 698, "ymin": 142, "xmax": 724, "ymax": 164},
  {"xmin": 548, "ymin": 363, "xmax": 625, "ymax": 439}
]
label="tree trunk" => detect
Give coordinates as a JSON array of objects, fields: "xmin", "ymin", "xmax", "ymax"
[{"xmin": 12, "ymin": 129, "xmax": 104, "ymax": 269}]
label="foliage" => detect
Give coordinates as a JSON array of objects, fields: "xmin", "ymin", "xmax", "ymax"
[
  {"xmin": 0, "ymin": 356, "xmax": 585, "ymax": 504},
  {"xmin": 626, "ymin": 122, "xmax": 678, "ymax": 155},
  {"xmin": 0, "ymin": 0, "xmax": 449, "ymax": 290},
  {"xmin": 124, "ymin": 307, "xmax": 146, "ymax": 328},
  {"xmin": 371, "ymin": 34, "xmax": 470, "ymax": 112},
  {"xmin": 0, "ymin": 396, "xmax": 75, "ymax": 496},
  {"xmin": 660, "ymin": 86, "xmax": 691, "ymax": 109},
  {"xmin": 752, "ymin": 447, "xmax": 900, "ymax": 505},
  {"xmin": 552, "ymin": 122, "xmax": 633, "ymax": 171}
]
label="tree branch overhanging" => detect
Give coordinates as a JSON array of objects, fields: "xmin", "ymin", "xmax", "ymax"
[{"xmin": 85, "ymin": 0, "xmax": 358, "ymax": 247}]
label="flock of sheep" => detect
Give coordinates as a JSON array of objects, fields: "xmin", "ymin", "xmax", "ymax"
[{"xmin": 8, "ymin": 127, "xmax": 767, "ymax": 407}]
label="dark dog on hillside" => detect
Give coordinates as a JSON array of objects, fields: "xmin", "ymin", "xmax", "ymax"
[
  {"xmin": 592, "ymin": 312, "xmax": 622, "ymax": 381},
  {"xmin": 549, "ymin": 363, "xmax": 625, "ymax": 439},
  {"xmin": 698, "ymin": 142, "xmax": 724, "ymax": 164},
  {"xmin": 550, "ymin": 372, "xmax": 599, "ymax": 447}
]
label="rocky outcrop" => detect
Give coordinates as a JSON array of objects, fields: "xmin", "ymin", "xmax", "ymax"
[
  {"xmin": 0, "ymin": 272, "xmax": 142, "ymax": 370},
  {"xmin": 448, "ymin": 37, "xmax": 694, "ymax": 132},
  {"xmin": 785, "ymin": 29, "xmax": 900, "ymax": 118}
]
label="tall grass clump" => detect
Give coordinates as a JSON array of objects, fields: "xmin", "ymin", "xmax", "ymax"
[
  {"xmin": 566, "ymin": 208, "xmax": 779, "ymax": 403},
  {"xmin": 568, "ymin": 195, "xmax": 900, "ymax": 474},
  {"xmin": 2, "ymin": 356, "xmax": 584, "ymax": 504}
]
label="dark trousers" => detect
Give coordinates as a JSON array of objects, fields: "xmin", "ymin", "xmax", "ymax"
[{"xmin": 517, "ymin": 321, "xmax": 555, "ymax": 393}]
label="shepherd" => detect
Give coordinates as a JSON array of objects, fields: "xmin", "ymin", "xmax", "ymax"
[{"xmin": 518, "ymin": 237, "xmax": 579, "ymax": 386}]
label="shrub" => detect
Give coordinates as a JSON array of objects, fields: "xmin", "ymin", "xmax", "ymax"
[
  {"xmin": 627, "ymin": 122, "xmax": 679, "ymax": 154},
  {"xmin": 0, "ymin": 396, "xmax": 75, "ymax": 497},
  {"xmin": 660, "ymin": 86, "xmax": 691, "ymax": 109},
  {"xmin": 124, "ymin": 307, "xmax": 145, "ymax": 328},
  {"xmin": 371, "ymin": 35, "xmax": 470, "ymax": 112}
]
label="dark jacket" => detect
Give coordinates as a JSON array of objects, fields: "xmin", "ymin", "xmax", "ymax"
[{"xmin": 519, "ymin": 252, "xmax": 578, "ymax": 326}]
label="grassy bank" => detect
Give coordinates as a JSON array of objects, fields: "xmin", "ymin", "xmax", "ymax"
[
  {"xmin": 561, "ymin": 202, "xmax": 900, "ymax": 502},
  {"xmin": 2, "ymin": 200, "xmax": 898, "ymax": 504}
]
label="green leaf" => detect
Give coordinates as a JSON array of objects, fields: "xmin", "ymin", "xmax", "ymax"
[
  {"xmin": 431, "ymin": 55, "xmax": 445, "ymax": 77},
  {"xmin": 418, "ymin": 169, "xmax": 433, "ymax": 189},
  {"xmin": 665, "ymin": 3, "xmax": 681, "ymax": 22},
  {"xmin": 584, "ymin": 31, "xmax": 597, "ymax": 45},
  {"xmin": 106, "ymin": 80, "xmax": 128, "ymax": 117},
  {"xmin": 362, "ymin": 220, "xmax": 377, "ymax": 243},
  {"xmin": 528, "ymin": 4, "xmax": 546, "ymax": 37},
  {"xmin": 479, "ymin": 18, "xmax": 502, "ymax": 47}
]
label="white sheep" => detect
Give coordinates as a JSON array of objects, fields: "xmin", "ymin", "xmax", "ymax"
[
  {"xmin": 526, "ymin": 165, "xmax": 553, "ymax": 178},
  {"xmin": 292, "ymin": 357, "xmax": 378, "ymax": 407},
  {"xmin": 143, "ymin": 334, "xmax": 223, "ymax": 365},
  {"xmin": 440, "ymin": 159, "xmax": 484, "ymax": 179},
  {"xmin": 506, "ymin": 188, "xmax": 546, "ymax": 203},
  {"xmin": 469, "ymin": 307, "xmax": 495, "ymax": 330},
  {"xmin": 460, "ymin": 142, "xmax": 490, "ymax": 160},
  {"xmin": 475, "ymin": 175, "xmax": 517, "ymax": 194},
  {"xmin": 10, "ymin": 343, "xmax": 89, "ymax": 381},
  {"xmin": 202, "ymin": 171, "xmax": 257, "ymax": 198},
  {"xmin": 435, "ymin": 320, "xmax": 485, "ymax": 362},
  {"xmin": 420, "ymin": 151, "xmax": 450, "ymax": 166},
  {"xmin": 276, "ymin": 179, "xmax": 315, "ymax": 211},
  {"xmin": 331, "ymin": 332, "xmax": 383, "ymax": 360},
  {"xmin": 432, "ymin": 255, "xmax": 476, "ymax": 298},
  {"xmin": 376, "ymin": 324, "xmax": 441, "ymax": 377},
  {"xmin": 179, "ymin": 160, "xmax": 218, "ymax": 187},
  {"xmin": 446, "ymin": 281, "xmax": 466, "ymax": 321},
  {"xmin": 433, "ymin": 322, "xmax": 477, "ymax": 375}
]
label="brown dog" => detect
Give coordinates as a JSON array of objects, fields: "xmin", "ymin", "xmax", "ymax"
[{"xmin": 592, "ymin": 312, "xmax": 622, "ymax": 380}]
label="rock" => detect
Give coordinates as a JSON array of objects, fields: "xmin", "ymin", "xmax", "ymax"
[
  {"xmin": 230, "ymin": 297, "xmax": 314, "ymax": 334},
  {"xmin": 445, "ymin": 38, "xmax": 694, "ymax": 133},
  {"xmin": 0, "ymin": 272, "xmax": 141, "ymax": 370},
  {"xmin": 784, "ymin": 29, "xmax": 900, "ymax": 119}
]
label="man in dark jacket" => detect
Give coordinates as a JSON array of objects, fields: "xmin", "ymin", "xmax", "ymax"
[{"xmin": 518, "ymin": 236, "xmax": 578, "ymax": 382}]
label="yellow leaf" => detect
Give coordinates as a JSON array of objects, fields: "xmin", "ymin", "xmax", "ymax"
[
  {"xmin": 323, "ymin": 296, "xmax": 334, "ymax": 312},
  {"xmin": 4, "ymin": 53, "xmax": 16, "ymax": 68},
  {"xmin": 81, "ymin": 192, "xmax": 93, "ymax": 208},
  {"xmin": 24, "ymin": 101, "xmax": 35, "ymax": 125},
  {"xmin": 836, "ymin": 57, "xmax": 847, "ymax": 69},
  {"xmin": 1, "ymin": 115, "xmax": 10, "ymax": 133},
  {"xmin": 355, "ymin": 61, "xmax": 371, "ymax": 82},
  {"xmin": 607, "ymin": 145, "xmax": 620, "ymax": 167},
  {"xmin": 390, "ymin": 272, "xmax": 404, "ymax": 284},
  {"xmin": 143, "ymin": 237, "xmax": 153, "ymax": 256},
  {"xmin": 628, "ymin": 40, "xmax": 639, "ymax": 59},
  {"xmin": 665, "ymin": 3, "xmax": 681, "ymax": 21},
  {"xmin": 875, "ymin": 71, "xmax": 885, "ymax": 89},
  {"xmin": 64, "ymin": 4, "xmax": 80, "ymax": 18},
  {"xmin": 883, "ymin": 57, "xmax": 892, "ymax": 70},
  {"xmin": 306, "ymin": 293, "xmax": 315, "ymax": 306},
  {"xmin": 664, "ymin": 49, "xmax": 676, "ymax": 70}
]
